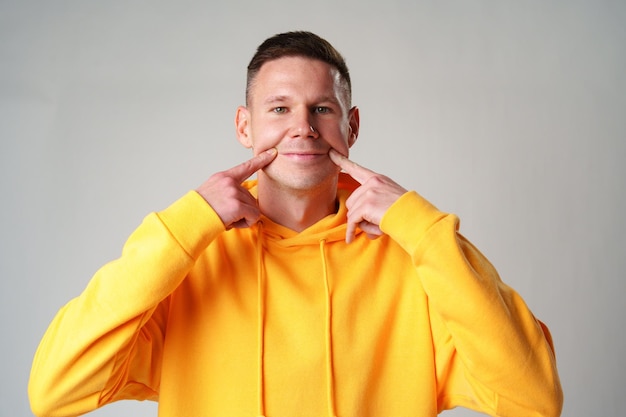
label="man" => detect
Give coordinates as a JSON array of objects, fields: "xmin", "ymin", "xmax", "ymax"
[{"xmin": 29, "ymin": 31, "xmax": 563, "ymax": 417}]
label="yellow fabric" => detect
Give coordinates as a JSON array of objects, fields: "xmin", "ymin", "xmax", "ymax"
[{"xmin": 29, "ymin": 173, "xmax": 562, "ymax": 417}]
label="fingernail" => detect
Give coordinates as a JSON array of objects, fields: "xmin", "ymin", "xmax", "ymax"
[{"xmin": 266, "ymin": 148, "xmax": 277, "ymax": 155}]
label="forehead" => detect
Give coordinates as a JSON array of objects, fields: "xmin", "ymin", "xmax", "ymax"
[{"xmin": 249, "ymin": 56, "xmax": 348, "ymax": 106}]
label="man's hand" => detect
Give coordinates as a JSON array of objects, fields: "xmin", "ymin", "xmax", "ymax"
[
  {"xmin": 329, "ymin": 149, "xmax": 407, "ymax": 243},
  {"xmin": 196, "ymin": 148, "xmax": 277, "ymax": 229}
]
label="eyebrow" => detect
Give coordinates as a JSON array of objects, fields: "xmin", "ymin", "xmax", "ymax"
[
  {"xmin": 263, "ymin": 95, "xmax": 289, "ymax": 105},
  {"xmin": 262, "ymin": 95, "xmax": 342, "ymax": 106}
]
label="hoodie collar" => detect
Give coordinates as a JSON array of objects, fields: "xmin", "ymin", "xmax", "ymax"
[{"xmin": 245, "ymin": 173, "xmax": 361, "ymax": 247}]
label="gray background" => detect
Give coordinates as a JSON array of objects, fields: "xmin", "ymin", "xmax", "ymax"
[{"xmin": 1, "ymin": 1, "xmax": 624, "ymax": 416}]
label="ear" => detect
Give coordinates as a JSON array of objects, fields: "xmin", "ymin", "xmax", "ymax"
[
  {"xmin": 347, "ymin": 106, "xmax": 360, "ymax": 148},
  {"xmin": 235, "ymin": 106, "xmax": 252, "ymax": 148}
]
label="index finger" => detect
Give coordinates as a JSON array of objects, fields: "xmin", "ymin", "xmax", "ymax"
[
  {"xmin": 329, "ymin": 149, "xmax": 376, "ymax": 184},
  {"xmin": 229, "ymin": 148, "xmax": 277, "ymax": 182}
]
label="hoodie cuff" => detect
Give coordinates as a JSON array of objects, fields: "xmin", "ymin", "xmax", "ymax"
[
  {"xmin": 380, "ymin": 191, "xmax": 448, "ymax": 256},
  {"xmin": 156, "ymin": 191, "xmax": 226, "ymax": 259}
]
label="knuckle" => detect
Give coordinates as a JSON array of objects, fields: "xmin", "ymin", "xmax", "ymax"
[
  {"xmin": 213, "ymin": 171, "xmax": 234, "ymax": 185},
  {"xmin": 241, "ymin": 159, "xmax": 255, "ymax": 171},
  {"xmin": 366, "ymin": 174, "xmax": 386, "ymax": 187},
  {"xmin": 220, "ymin": 174, "xmax": 239, "ymax": 187}
]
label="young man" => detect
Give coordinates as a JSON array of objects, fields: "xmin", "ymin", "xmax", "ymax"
[{"xmin": 29, "ymin": 31, "xmax": 563, "ymax": 417}]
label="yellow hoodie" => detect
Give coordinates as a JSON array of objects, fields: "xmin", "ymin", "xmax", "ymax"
[{"xmin": 29, "ymin": 174, "xmax": 562, "ymax": 417}]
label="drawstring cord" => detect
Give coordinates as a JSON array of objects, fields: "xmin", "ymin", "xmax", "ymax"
[
  {"xmin": 320, "ymin": 239, "xmax": 338, "ymax": 417},
  {"xmin": 257, "ymin": 222, "xmax": 266, "ymax": 417}
]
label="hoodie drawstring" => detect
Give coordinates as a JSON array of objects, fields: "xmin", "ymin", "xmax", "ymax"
[
  {"xmin": 257, "ymin": 223, "xmax": 266, "ymax": 417},
  {"xmin": 320, "ymin": 239, "xmax": 338, "ymax": 417}
]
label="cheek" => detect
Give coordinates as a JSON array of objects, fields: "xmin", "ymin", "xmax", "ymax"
[
  {"xmin": 251, "ymin": 125, "xmax": 283, "ymax": 154},
  {"xmin": 329, "ymin": 132, "xmax": 352, "ymax": 155}
]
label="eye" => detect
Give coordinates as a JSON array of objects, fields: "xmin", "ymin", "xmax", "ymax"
[
  {"xmin": 314, "ymin": 106, "xmax": 330, "ymax": 114},
  {"xmin": 273, "ymin": 107, "xmax": 287, "ymax": 114}
]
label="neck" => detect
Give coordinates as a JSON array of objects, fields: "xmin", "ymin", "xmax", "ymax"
[{"xmin": 257, "ymin": 175, "xmax": 338, "ymax": 232}]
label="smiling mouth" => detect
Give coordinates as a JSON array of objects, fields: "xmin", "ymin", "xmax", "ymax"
[
  {"xmin": 282, "ymin": 152, "xmax": 327, "ymax": 161},
  {"xmin": 280, "ymin": 148, "xmax": 328, "ymax": 157}
]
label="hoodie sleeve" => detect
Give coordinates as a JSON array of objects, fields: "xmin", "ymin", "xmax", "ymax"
[
  {"xmin": 380, "ymin": 191, "xmax": 563, "ymax": 417},
  {"xmin": 28, "ymin": 191, "xmax": 225, "ymax": 417}
]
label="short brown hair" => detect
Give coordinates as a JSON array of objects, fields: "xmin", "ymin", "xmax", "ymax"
[{"xmin": 246, "ymin": 31, "xmax": 352, "ymax": 106}]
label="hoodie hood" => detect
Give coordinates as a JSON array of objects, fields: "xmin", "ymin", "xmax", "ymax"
[{"xmin": 243, "ymin": 172, "xmax": 362, "ymax": 247}]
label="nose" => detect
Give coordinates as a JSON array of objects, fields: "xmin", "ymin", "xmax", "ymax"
[{"xmin": 290, "ymin": 110, "xmax": 319, "ymax": 139}]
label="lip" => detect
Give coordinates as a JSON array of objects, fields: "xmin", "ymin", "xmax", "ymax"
[{"xmin": 281, "ymin": 151, "xmax": 328, "ymax": 160}]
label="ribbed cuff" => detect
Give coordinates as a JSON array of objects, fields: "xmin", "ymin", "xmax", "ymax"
[
  {"xmin": 156, "ymin": 191, "xmax": 225, "ymax": 259},
  {"xmin": 379, "ymin": 191, "xmax": 447, "ymax": 256}
]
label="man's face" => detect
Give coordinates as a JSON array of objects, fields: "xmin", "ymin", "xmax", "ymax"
[{"xmin": 236, "ymin": 56, "xmax": 359, "ymax": 192}]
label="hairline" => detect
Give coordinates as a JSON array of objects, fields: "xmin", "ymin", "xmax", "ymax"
[{"xmin": 246, "ymin": 55, "xmax": 352, "ymax": 110}]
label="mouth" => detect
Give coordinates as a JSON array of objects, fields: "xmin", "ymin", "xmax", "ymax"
[{"xmin": 280, "ymin": 150, "xmax": 329, "ymax": 161}]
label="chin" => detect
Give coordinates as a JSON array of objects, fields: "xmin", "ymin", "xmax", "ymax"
[{"xmin": 264, "ymin": 167, "xmax": 337, "ymax": 192}]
